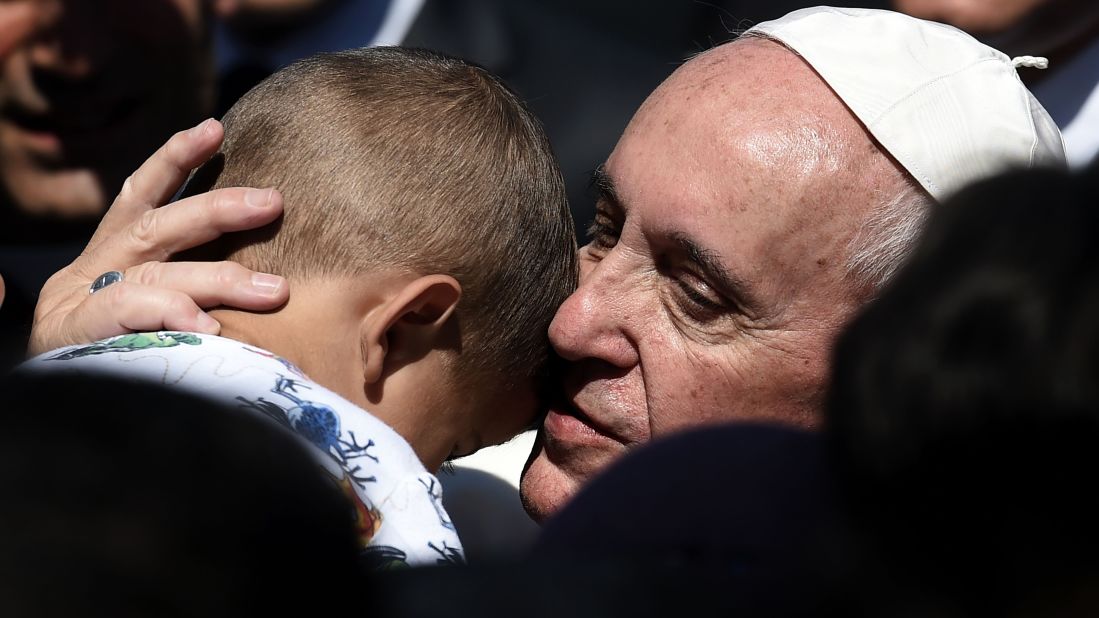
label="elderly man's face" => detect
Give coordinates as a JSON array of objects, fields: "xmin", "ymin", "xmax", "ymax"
[
  {"xmin": 520, "ymin": 39, "xmax": 913, "ymax": 520},
  {"xmin": 0, "ymin": 0, "xmax": 212, "ymax": 218}
]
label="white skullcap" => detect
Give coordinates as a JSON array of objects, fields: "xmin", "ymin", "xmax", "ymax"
[{"xmin": 746, "ymin": 6, "xmax": 1067, "ymax": 200}]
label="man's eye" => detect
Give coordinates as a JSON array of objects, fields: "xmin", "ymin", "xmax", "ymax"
[
  {"xmin": 586, "ymin": 217, "xmax": 620, "ymax": 251},
  {"xmin": 675, "ymin": 277, "xmax": 727, "ymax": 318}
]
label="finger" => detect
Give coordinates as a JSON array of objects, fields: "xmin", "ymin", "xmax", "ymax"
[
  {"xmin": 120, "ymin": 118, "xmax": 224, "ymax": 212},
  {"xmin": 95, "ymin": 119, "xmax": 225, "ymax": 239},
  {"xmin": 83, "ymin": 186, "xmax": 282, "ymax": 271},
  {"xmin": 125, "ymin": 261, "xmax": 288, "ymax": 310},
  {"xmin": 68, "ymin": 282, "xmax": 222, "ymax": 344}
]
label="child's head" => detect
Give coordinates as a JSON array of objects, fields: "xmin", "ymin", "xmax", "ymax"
[{"xmin": 193, "ymin": 47, "xmax": 577, "ymax": 464}]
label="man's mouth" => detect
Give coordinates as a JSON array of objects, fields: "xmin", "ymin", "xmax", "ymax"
[{"xmin": 542, "ymin": 395, "xmax": 623, "ymax": 448}]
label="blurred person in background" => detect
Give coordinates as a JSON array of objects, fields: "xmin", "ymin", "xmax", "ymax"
[
  {"xmin": 894, "ymin": 0, "xmax": 1099, "ymax": 167},
  {"xmin": 829, "ymin": 166, "xmax": 1099, "ymax": 616},
  {"xmin": 0, "ymin": 2, "xmax": 34, "ymax": 59},
  {"xmin": 212, "ymin": 0, "xmax": 423, "ymax": 114},
  {"xmin": 372, "ymin": 426, "xmax": 851, "ymax": 617},
  {"xmin": 0, "ymin": 372, "xmax": 362, "ymax": 617},
  {"xmin": 0, "ymin": 0, "xmax": 214, "ymax": 358},
  {"xmin": 0, "ymin": 0, "xmax": 36, "ymax": 315},
  {"xmin": 0, "ymin": 0, "xmax": 213, "ymax": 227}
]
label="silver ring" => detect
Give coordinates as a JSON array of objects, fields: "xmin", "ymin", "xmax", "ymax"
[{"xmin": 89, "ymin": 270, "xmax": 124, "ymax": 295}]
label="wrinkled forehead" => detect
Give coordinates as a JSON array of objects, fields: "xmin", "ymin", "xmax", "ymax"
[
  {"xmin": 649, "ymin": 38, "xmax": 874, "ymax": 170},
  {"xmin": 606, "ymin": 38, "xmax": 907, "ymax": 304},
  {"xmin": 627, "ymin": 39, "xmax": 892, "ymax": 213}
]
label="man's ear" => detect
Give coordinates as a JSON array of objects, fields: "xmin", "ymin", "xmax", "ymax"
[{"xmin": 361, "ymin": 274, "xmax": 462, "ymax": 385}]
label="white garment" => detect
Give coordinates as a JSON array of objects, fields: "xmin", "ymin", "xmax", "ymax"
[
  {"xmin": 24, "ymin": 331, "xmax": 464, "ymax": 568},
  {"xmin": 1030, "ymin": 37, "xmax": 1099, "ymax": 169}
]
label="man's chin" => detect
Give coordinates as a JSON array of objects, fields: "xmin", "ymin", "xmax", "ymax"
[
  {"xmin": 519, "ymin": 449, "xmax": 580, "ymax": 523},
  {"xmin": 518, "ymin": 434, "xmax": 627, "ymax": 523}
]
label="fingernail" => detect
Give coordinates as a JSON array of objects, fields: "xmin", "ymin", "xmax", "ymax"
[
  {"xmin": 195, "ymin": 311, "xmax": 220, "ymax": 334},
  {"xmin": 251, "ymin": 273, "xmax": 285, "ymax": 297},
  {"xmin": 191, "ymin": 118, "xmax": 214, "ymax": 137},
  {"xmin": 245, "ymin": 188, "xmax": 272, "ymax": 208}
]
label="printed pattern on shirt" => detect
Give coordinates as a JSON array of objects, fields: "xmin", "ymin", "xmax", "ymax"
[{"xmin": 28, "ymin": 332, "xmax": 465, "ymax": 567}]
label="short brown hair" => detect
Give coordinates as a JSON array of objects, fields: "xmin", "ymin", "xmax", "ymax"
[{"xmin": 199, "ymin": 47, "xmax": 577, "ymax": 385}]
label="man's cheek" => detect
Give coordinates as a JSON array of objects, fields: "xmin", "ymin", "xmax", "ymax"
[
  {"xmin": 648, "ymin": 380, "xmax": 734, "ymax": 434},
  {"xmin": 0, "ymin": 3, "xmax": 35, "ymax": 61},
  {"xmin": 646, "ymin": 347, "xmax": 757, "ymax": 433}
]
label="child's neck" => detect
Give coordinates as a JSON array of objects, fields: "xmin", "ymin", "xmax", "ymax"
[
  {"xmin": 207, "ymin": 277, "xmax": 457, "ymax": 471},
  {"xmin": 213, "ymin": 275, "xmax": 378, "ymax": 400},
  {"xmin": 215, "ymin": 311, "xmax": 355, "ymax": 396}
]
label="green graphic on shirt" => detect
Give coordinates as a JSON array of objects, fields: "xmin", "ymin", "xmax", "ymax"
[{"xmin": 47, "ymin": 332, "xmax": 202, "ymax": 361}]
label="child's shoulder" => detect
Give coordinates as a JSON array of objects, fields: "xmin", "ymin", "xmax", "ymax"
[
  {"xmin": 25, "ymin": 331, "xmax": 425, "ymax": 472},
  {"xmin": 22, "ymin": 331, "xmax": 464, "ymax": 565}
]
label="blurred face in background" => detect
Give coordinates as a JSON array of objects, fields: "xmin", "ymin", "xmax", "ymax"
[
  {"xmin": 215, "ymin": 0, "xmax": 335, "ymax": 20},
  {"xmin": 0, "ymin": 0, "xmax": 213, "ymax": 219},
  {"xmin": 894, "ymin": 0, "xmax": 1055, "ymax": 34},
  {"xmin": 893, "ymin": 0, "xmax": 1099, "ymax": 56},
  {"xmin": 214, "ymin": 0, "xmax": 342, "ymax": 34}
]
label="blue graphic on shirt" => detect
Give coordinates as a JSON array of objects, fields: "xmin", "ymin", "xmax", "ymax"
[{"xmin": 237, "ymin": 375, "xmax": 378, "ymax": 486}]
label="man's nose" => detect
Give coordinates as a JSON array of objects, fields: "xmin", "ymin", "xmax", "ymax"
[{"xmin": 548, "ymin": 253, "xmax": 640, "ymax": 369}]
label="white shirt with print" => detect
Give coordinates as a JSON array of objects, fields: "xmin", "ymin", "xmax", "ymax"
[{"xmin": 23, "ymin": 331, "xmax": 464, "ymax": 568}]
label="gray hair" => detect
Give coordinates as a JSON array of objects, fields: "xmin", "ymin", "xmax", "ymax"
[{"xmin": 846, "ymin": 180, "xmax": 935, "ymax": 293}]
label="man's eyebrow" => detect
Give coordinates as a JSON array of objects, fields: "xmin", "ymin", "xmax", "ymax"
[
  {"xmin": 670, "ymin": 232, "xmax": 763, "ymax": 316},
  {"xmin": 590, "ymin": 165, "xmax": 622, "ymax": 209}
]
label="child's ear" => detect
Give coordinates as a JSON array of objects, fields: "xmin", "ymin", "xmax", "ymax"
[{"xmin": 361, "ymin": 274, "xmax": 462, "ymax": 385}]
